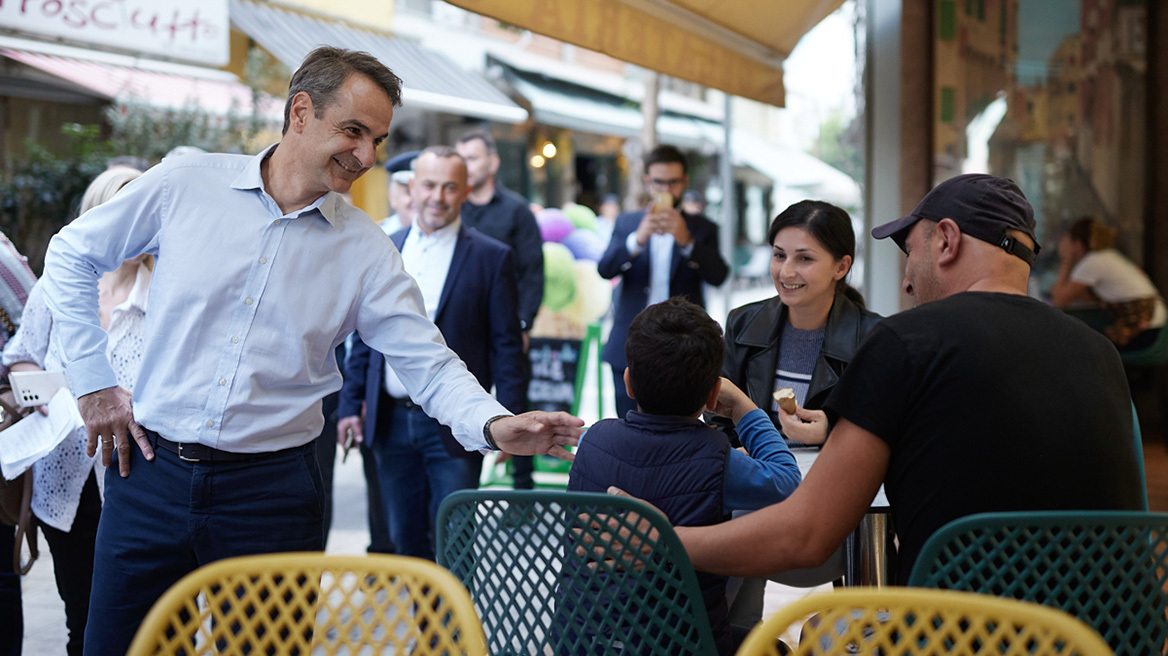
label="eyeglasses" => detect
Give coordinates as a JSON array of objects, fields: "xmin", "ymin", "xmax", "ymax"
[{"xmin": 648, "ymin": 177, "xmax": 686, "ymax": 190}]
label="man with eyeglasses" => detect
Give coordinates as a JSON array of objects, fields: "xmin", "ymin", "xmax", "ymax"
[{"xmin": 598, "ymin": 145, "xmax": 729, "ymax": 418}]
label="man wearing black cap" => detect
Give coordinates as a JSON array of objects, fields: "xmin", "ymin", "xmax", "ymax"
[{"xmin": 662, "ymin": 173, "xmax": 1144, "ymax": 583}]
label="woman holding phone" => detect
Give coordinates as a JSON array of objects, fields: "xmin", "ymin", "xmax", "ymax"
[{"xmin": 2, "ymin": 166, "xmax": 146, "ymax": 656}]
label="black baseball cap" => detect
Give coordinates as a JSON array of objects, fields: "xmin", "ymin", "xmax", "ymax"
[{"xmin": 872, "ymin": 173, "xmax": 1040, "ymax": 265}]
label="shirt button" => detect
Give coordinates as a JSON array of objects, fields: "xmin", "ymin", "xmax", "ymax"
[
  {"xmin": 231, "ymin": 336, "xmax": 239, "ymax": 344},
  {"xmin": 259, "ymin": 257, "xmax": 267, "ymax": 264},
  {"xmin": 274, "ymin": 219, "xmax": 281, "ymax": 226},
  {"xmin": 245, "ymin": 297, "xmax": 253, "ymax": 305},
  {"xmin": 206, "ymin": 420, "xmax": 214, "ymax": 427},
  {"xmin": 218, "ymin": 378, "xmax": 226, "ymax": 386}
]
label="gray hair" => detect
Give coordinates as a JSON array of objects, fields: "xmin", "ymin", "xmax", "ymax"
[{"xmin": 282, "ymin": 46, "xmax": 403, "ymax": 135}]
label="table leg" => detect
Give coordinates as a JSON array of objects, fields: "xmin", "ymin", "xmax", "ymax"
[{"xmin": 859, "ymin": 513, "xmax": 890, "ymax": 587}]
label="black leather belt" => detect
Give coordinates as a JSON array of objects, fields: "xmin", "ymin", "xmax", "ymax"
[
  {"xmin": 388, "ymin": 396, "xmax": 420, "ymax": 410},
  {"xmin": 146, "ymin": 430, "xmax": 296, "ymax": 463}
]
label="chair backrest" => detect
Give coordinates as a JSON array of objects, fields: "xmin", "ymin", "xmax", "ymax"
[
  {"xmin": 736, "ymin": 588, "xmax": 1113, "ymax": 655},
  {"xmin": 126, "ymin": 552, "xmax": 487, "ymax": 656},
  {"xmin": 907, "ymin": 511, "xmax": 1168, "ymax": 655},
  {"xmin": 435, "ymin": 489, "xmax": 718, "ymax": 655},
  {"xmin": 1130, "ymin": 401, "xmax": 1149, "ymax": 510}
]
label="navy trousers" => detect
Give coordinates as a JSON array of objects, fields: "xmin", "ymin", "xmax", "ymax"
[
  {"xmin": 82, "ymin": 437, "xmax": 324, "ymax": 656},
  {"xmin": 373, "ymin": 406, "xmax": 480, "ymax": 560}
]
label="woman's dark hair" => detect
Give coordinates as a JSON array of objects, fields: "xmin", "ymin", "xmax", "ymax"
[
  {"xmin": 1068, "ymin": 216, "xmax": 1117, "ymax": 252},
  {"xmin": 767, "ymin": 200, "xmax": 865, "ymax": 308}
]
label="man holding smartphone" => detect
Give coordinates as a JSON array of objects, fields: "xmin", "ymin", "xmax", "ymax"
[{"xmin": 597, "ymin": 145, "xmax": 729, "ymax": 419}]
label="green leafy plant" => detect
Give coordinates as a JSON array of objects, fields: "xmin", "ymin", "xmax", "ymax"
[{"xmin": 0, "ymin": 123, "xmax": 111, "ymax": 273}]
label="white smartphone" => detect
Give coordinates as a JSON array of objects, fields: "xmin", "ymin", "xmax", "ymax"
[{"xmin": 9, "ymin": 370, "xmax": 67, "ymax": 407}]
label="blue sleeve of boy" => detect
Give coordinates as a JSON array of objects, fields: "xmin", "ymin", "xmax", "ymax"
[{"xmin": 723, "ymin": 408, "xmax": 802, "ymax": 512}]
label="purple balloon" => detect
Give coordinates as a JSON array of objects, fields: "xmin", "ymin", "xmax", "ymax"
[
  {"xmin": 561, "ymin": 228, "xmax": 606, "ymax": 262},
  {"xmin": 537, "ymin": 208, "xmax": 574, "ymax": 243}
]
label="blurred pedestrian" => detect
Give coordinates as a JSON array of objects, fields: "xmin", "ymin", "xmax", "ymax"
[
  {"xmin": 598, "ymin": 145, "xmax": 729, "ymax": 418},
  {"xmin": 1051, "ymin": 216, "xmax": 1165, "ymax": 349},
  {"xmin": 3, "ymin": 167, "xmax": 143, "ymax": 656},
  {"xmin": 339, "ymin": 147, "xmax": 526, "ymax": 559},
  {"xmin": 0, "ymin": 232, "xmax": 37, "ymax": 656},
  {"xmin": 381, "ymin": 149, "xmax": 418, "ymax": 233},
  {"xmin": 456, "ymin": 129, "xmax": 541, "ymax": 488}
]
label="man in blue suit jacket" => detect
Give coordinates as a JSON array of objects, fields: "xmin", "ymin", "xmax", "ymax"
[
  {"xmin": 598, "ymin": 145, "xmax": 729, "ymax": 418},
  {"xmin": 338, "ymin": 147, "xmax": 527, "ymax": 560}
]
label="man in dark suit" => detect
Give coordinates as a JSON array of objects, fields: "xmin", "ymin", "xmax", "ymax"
[
  {"xmin": 598, "ymin": 145, "xmax": 729, "ymax": 418},
  {"xmin": 337, "ymin": 146, "xmax": 526, "ymax": 560}
]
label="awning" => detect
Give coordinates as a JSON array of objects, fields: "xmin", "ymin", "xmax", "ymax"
[
  {"xmin": 443, "ymin": 0, "xmax": 846, "ymax": 107},
  {"xmin": 0, "ymin": 37, "xmax": 274, "ymax": 117},
  {"xmin": 230, "ymin": 0, "xmax": 527, "ymax": 124},
  {"xmin": 499, "ymin": 62, "xmax": 721, "ymax": 149}
]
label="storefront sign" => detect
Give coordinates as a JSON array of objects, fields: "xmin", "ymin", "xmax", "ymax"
[{"xmin": 0, "ymin": 0, "xmax": 229, "ymax": 66}]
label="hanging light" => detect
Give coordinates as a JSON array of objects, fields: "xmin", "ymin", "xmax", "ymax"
[
  {"xmin": 541, "ymin": 141, "xmax": 557, "ymax": 158},
  {"xmin": 530, "ymin": 154, "xmax": 546, "ymax": 168}
]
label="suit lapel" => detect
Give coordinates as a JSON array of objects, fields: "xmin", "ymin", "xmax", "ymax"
[{"xmin": 434, "ymin": 226, "xmax": 470, "ymax": 322}]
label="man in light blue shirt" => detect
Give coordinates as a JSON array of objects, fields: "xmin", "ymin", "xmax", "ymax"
[{"xmin": 40, "ymin": 47, "xmax": 582, "ymax": 655}]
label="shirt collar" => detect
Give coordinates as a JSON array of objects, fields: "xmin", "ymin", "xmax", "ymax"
[
  {"xmin": 407, "ymin": 217, "xmax": 461, "ymax": 244},
  {"xmin": 230, "ymin": 143, "xmax": 339, "ymax": 226}
]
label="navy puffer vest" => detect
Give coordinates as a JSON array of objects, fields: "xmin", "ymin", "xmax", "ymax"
[{"xmin": 567, "ymin": 412, "xmax": 732, "ymax": 656}]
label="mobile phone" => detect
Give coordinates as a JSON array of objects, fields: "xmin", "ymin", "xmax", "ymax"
[
  {"xmin": 341, "ymin": 428, "xmax": 356, "ymax": 462},
  {"xmin": 9, "ymin": 370, "xmax": 68, "ymax": 407}
]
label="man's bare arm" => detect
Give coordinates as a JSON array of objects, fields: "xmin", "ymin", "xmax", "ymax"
[{"xmin": 677, "ymin": 418, "xmax": 889, "ymax": 577}]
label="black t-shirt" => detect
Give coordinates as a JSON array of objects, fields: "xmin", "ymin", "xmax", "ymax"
[{"xmin": 824, "ymin": 292, "xmax": 1143, "ymax": 583}]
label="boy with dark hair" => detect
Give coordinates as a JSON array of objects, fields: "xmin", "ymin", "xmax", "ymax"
[{"xmin": 567, "ymin": 297, "xmax": 801, "ymax": 656}]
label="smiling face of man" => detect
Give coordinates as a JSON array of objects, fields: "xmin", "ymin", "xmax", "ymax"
[
  {"xmin": 410, "ymin": 152, "xmax": 469, "ymax": 234},
  {"xmin": 293, "ymin": 73, "xmax": 394, "ymax": 196}
]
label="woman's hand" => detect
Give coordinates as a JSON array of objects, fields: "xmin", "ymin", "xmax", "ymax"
[{"xmin": 777, "ymin": 406, "xmax": 829, "ymax": 445}]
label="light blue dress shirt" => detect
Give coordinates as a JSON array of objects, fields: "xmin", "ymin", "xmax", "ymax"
[{"xmin": 41, "ymin": 145, "xmax": 504, "ymax": 453}]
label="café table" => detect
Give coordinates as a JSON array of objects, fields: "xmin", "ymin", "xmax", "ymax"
[{"xmin": 790, "ymin": 446, "xmax": 892, "ymax": 587}]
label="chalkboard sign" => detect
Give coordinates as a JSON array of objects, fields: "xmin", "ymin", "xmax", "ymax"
[{"xmin": 527, "ymin": 337, "xmax": 582, "ymax": 413}]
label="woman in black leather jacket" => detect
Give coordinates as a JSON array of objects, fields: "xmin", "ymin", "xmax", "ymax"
[{"xmin": 723, "ymin": 200, "xmax": 881, "ymax": 446}]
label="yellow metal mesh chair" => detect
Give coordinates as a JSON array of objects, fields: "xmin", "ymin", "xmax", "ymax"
[
  {"xmin": 736, "ymin": 588, "xmax": 1113, "ymax": 656},
  {"xmin": 126, "ymin": 553, "xmax": 487, "ymax": 656}
]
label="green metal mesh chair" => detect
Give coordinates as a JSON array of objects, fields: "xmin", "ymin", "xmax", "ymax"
[
  {"xmin": 907, "ymin": 511, "xmax": 1168, "ymax": 655},
  {"xmin": 435, "ymin": 489, "xmax": 718, "ymax": 655}
]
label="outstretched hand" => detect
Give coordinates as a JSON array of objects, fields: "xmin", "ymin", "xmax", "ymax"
[
  {"xmin": 77, "ymin": 386, "xmax": 151, "ymax": 478},
  {"xmin": 489, "ymin": 411, "xmax": 584, "ymax": 460}
]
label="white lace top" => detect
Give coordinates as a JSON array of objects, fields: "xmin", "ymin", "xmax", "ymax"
[{"xmin": 2, "ymin": 263, "xmax": 150, "ymax": 531}]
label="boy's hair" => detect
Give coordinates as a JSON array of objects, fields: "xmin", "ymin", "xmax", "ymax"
[{"xmin": 625, "ymin": 297, "xmax": 724, "ymax": 416}]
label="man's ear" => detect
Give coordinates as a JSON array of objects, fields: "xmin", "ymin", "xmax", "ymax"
[
  {"xmin": 935, "ymin": 218, "xmax": 963, "ymax": 266},
  {"xmin": 623, "ymin": 368, "xmax": 635, "ymax": 400},
  {"xmin": 287, "ymin": 91, "xmax": 313, "ymax": 134}
]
